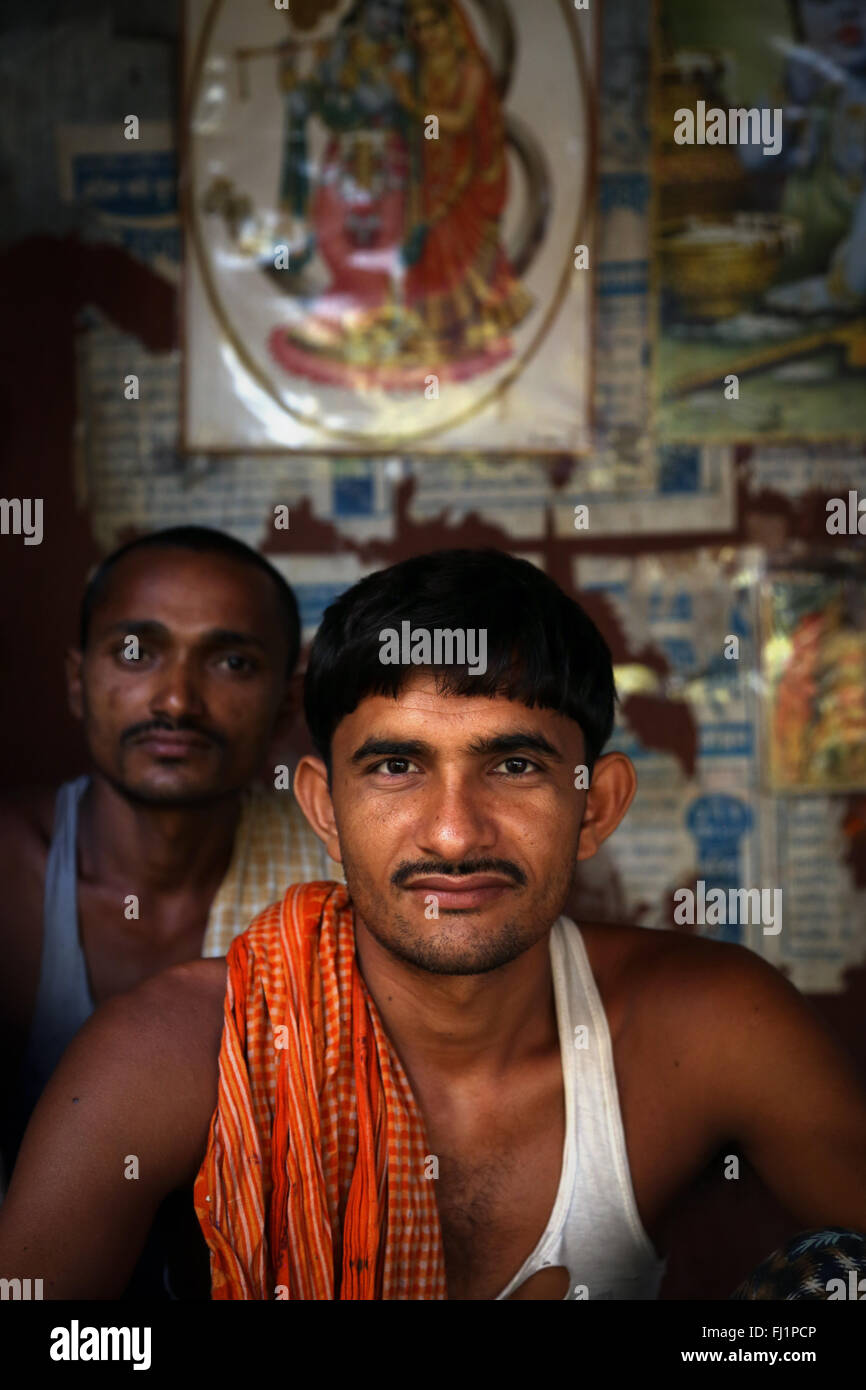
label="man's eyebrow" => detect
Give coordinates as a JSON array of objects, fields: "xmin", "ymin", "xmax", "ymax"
[
  {"xmin": 96, "ymin": 620, "xmax": 268, "ymax": 651},
  {"xmin": 98, "ymin": 619, "xmax": 169, "ymax": 640},
  {"xmin": 465, "ymin": 730, "xmax": 564, "ymax": 761},
  {"xmin": 201, "ymin": 628, "xmax": 269, "ymax": 652},
  {"xmin": 350, "ymin": 737, "xmax": 432, "ymax": 765},
  {"xmin": 350, "ymin": 731, "xmax": 564, "ymax": 765}
]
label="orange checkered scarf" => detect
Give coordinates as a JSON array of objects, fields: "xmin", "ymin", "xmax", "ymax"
[{"xmin": 193, "ymin": 881, "xmax": 447, "ymax": 1299}]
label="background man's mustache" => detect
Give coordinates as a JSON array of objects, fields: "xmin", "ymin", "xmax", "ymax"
[
  {"xmin": 120, "ymin": 718, "xmax": 227, "ymax": 747},
  {"xmin": 392, "ymin": 858, "xmax": 527, "ymax": 888}
]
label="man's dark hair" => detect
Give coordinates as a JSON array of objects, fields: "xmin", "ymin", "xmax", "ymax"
[
  {"xmin": 79, "ymin": 526, "xmax": 301, "ymax": 675},
  {"xmin": 304, "ymin": 548, "xmax": 616, "ymax": 773}
]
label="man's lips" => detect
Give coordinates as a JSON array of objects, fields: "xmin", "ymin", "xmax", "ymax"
[
  {"xmin": 837, "ymin": 24, "xmax": 864, "ymax": 45},
  {"xmin": 130, "ymin": 731, "xmax": 213, "ymax": 757},
  {"xmin": 402, "ymin": 874, "xmax": 518, "ymax": 910}
]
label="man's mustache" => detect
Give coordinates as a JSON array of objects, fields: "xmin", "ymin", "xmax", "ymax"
[
  {"xmin": 391, "ymin": 858, "xmax": 527, "ymax": 888},
  {"xmin": 121, "ymin": 717, "xmax": 227, "ymax": 748}
]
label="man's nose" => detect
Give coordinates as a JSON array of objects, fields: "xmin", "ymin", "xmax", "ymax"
[
  {"xmin": 149, "ymin": 656, "xmax": 206, "ymax": 721},
  {"xmin": 416, "ymin": 775, "xmax": 497, "ymax": 861}
]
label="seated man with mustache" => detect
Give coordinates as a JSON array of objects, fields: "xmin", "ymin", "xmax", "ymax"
[
  {"xmin": 0, "ymin": 525, "xmax": 337, "ymax": 1294},
  {"xmin": 1, "ymin": 548, "xmax": 865, "ymax": 1300}
]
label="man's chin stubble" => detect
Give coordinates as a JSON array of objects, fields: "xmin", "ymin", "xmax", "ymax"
[
  {"xmin": 364, "ymin": 910, "xmax": 536, "ymax": 977},
  {"xmin": 100, "ymin": 767, "xmax": 236, "ymax": 810}
]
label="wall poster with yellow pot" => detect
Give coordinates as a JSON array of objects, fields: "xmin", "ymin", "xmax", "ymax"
[{"xmin": 651, "ymin": 0, "xmax": 866, "ymax": 443}]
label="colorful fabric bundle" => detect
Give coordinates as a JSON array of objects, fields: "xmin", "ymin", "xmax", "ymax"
[
  {"xmin": 194, "ymin": 881, "xmax": 447, "ymax": 1299},
  {"xmin": 731, "ymin": 1228, "xmax": 866, "ymax": 1299}
]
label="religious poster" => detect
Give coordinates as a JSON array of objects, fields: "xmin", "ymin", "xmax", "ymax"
[
  {"xmin": 652, "ymin": 0, "xmax": 866, "ymax": 442},
  {"xmin": 182, "ymin": 0, "xmax": 595, "ymax": 454},
  {"xmin": 761, "ymin": 558, "xmax": 866, "ymax": 793}
]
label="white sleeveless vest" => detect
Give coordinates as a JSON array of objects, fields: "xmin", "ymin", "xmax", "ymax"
[{"xmin": 494, "ymin": 917, "xmax": 667, "ymax": 1300}]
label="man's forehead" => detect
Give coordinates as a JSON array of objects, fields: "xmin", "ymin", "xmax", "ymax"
[
  {"xmin": 91, "ymin": 549, "xmax": 276, "ymax": 626},
  {"xmin": 333, "ymin": 676, "xmax": 582, "ymax": 747}
]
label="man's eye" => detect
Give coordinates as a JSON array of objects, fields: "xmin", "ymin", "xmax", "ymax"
[
  {"xmin": 373, "ymin": 758, "xmax": 420, "ymax": 776},
  {"xmin": 116, "ymin": 644, "xmax": 148, "ymax": 663},
  {"xmin": 220, "ymin": 653, "xmax": 255, "ymax": 673},
  {"xmin": 494, "ymin": 757, "xmax": 539, "ymax": 776}
]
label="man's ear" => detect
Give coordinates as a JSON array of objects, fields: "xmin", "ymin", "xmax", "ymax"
[
  {"xmin": 66, "ymin": 647, "xmax": 84, "ymax": 722},
  {"xmin": 293, "ymin": 754, "xmax": 342, "ymax": 863},
  {"xmin": 576, "ymin": 752, "xmax": 636, "ymax": 862}
]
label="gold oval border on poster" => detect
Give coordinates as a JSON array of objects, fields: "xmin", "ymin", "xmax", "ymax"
[{"xmin": 186, "ymin": 0, "xmax": 591, "ymax": 449}]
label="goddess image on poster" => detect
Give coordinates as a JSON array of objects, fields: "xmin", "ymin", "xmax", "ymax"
[
  {"xmin": 261, "ymin": 0, "xmax": 534, "ymax": 390},
  {"xmin": 185, "ymin": 0, "xmax": 592, "ymax": 452}
]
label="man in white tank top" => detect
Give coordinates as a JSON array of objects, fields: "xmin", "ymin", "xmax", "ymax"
[
  {"xmin": 0, "ymin": 526, "xmax": 338, "ymax": 1297},
  {"xmin": 1, "ymin": 550, "xmax": 866, "ymax": 1300}
]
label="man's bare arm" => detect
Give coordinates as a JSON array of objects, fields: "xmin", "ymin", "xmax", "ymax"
[
  {"xmin": 0, "ymin": 957, "xmax": 226, "ymax": 1298},
  {"xmin": 707, "ymin": 946, "xmax": 866, "ymax": 1233}
]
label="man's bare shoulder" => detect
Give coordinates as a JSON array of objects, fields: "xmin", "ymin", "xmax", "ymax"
[
  {"xmin": 575, "ymin": 919, "xmax": 784, "ymax": 1038},
  {"xmin": 90, "ymin": 956, "xmax": 228, "ymax": 1061},
  {"xmin": 578, "ymin": 916, "xmax": 771, "ymax": 973},
  {"xmin": 0, "ymin": 788, "xmax": 59, "ymax": 1030},
  {"xmin": 38, "ymin": 955, "xmax": 229, "ymax": 1139},
  {"xmin": 0, "ymin": 784, "xmax": 57, "ymax": 845},
  {"xmin": 0, "ymin": 785, "xmax": 57, "ymax": 914},
  {"xmin": 142, "ymin": 953, "xmax": 228, "ymax": 1005},
  {"xmin": 0, "ymin": 958, "xmax": 229, "ymax": 1297},
  {"xmin": 576, "ymin": 917, "xmax": 700, "ymax": 982},
  {"xmin": 575, "ymin": 919, "xmax": 812, "ymax": 1133},
  {"xmin": 10, "ymin": 958, "xmax": 228, "ymax": 1205},
  {"xmin": 0, "ymin": 787, "xmax": 57, "ymax": 894}
]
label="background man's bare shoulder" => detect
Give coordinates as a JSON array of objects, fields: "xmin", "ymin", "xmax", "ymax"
[
  {"xmin": 0, "ymin": 786, "xmax": 58, "ymax": 931},
  {"xmin": 0, "ymin": 786, "xmax": 56, "ymax": 890},
  {"xmin": 0, "ymin": 786, "xmax": 61, "ymax": 1051},
  {"xmin": 0, "ymin": 784, "xmax": 57, "ymax": 850}
]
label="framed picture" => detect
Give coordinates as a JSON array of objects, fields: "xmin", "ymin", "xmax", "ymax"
[
  {"xmin": 651, "ymin": 0, "xmax": 866, "ymax": 443},
  {"xmin": 182, "ymin": 0, "xmax": 595, "ymax": 453}
]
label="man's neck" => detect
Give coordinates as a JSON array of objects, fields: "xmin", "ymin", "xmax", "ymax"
[
  {"xmin": 77, "ymin": 773, "xmax": 242, "ymax": 897},
  {"xmin": 353, "ymin": 917, "xmax": 559, "ymax": 1086}
]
